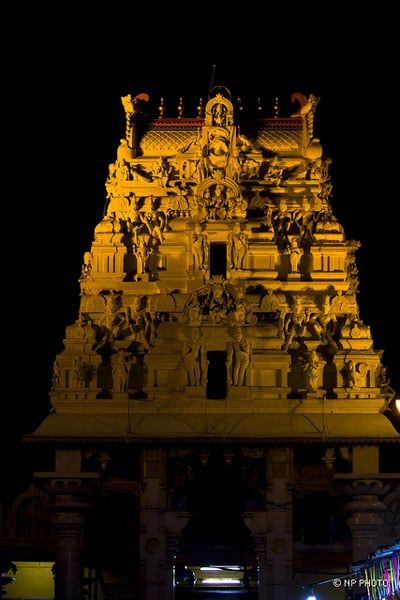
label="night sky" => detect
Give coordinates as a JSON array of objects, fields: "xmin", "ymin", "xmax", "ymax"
[{"xmin": 4, "ymin": 10, "xmax": 399, "ymax": 452}]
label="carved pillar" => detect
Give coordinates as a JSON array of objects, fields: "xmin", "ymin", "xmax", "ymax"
[
  {"xmin": 244, "ymin": 448, "xmax": 293, "ymax": 600},
  {"xmin": 266, "ymin": 448, "xmax": 293, "ymax": 600},
  {"xmin": 243, "ymin": 513, "xmax": 267, "ymax": 600},
  {"xmin": 164, "ymin": 512, "xmax": 190, "ymax": 600},
  {"xmin": 35, "ymin": 473, "xmax": 99, "ymax": 600},
  {"xmin": 140, "ymin": 448, "xmax": 167, "ymax": 600},
  {"xmin": 338, "ymin": 477, "xmax": 390, "ymax": 562}
]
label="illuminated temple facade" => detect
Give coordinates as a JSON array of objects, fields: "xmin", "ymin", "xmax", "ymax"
[{"xmin": 1, "ymin": 91, "xmax": 399, "ymax": 599}]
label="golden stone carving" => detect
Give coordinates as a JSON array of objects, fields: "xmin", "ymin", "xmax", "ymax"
[{"xmin": 40, "ymin": 86, "xmax": 397, "ymax": 442}]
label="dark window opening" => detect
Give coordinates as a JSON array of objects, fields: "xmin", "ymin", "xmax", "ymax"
[
  {"xmin": 206, "ymin": 351, "xmax": 227, "ymax": 399},
  {"xmin": 210, "ymin": 242, "xmax": 227, "ymax": 277}
]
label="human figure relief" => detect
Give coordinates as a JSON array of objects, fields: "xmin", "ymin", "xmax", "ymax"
[
  {"xmin": 120, "ymin": 93, "xmax": 148, "ymax": 155},
  {"xmin": 206, "ymin": 131, "xmax": 230, "ymax": 176},
  {"xmin": 81, "ymin": 252, "xmax": 93, "ymax": 279},
  {"xmin": 192, "ymin": 223, "xmax": 208, "ymax": 270},
  {"xmin": 288, "ymin": 238, "xmax": 302, "ymax": 273},
  {"xmin": 294, "ymin": 197, "xmax": 315, "ymax": 243},
  {"xmin": 52, "ymin": 361, "xmax": 62, "ymax": 390},
  {"xmin": 111, "ymin": 351, "xmax": 131, "ymax": 394},
  {"xmin": 300, "ymin": 350, "xmax": 320, "ymax": 392},
  {"xmin": 273, "ymin": 199, "xmax": 292, "ymax": 252},
  {"xmin": 140, "ymin": 210, "xmax": 166, "ymax": 244},
  {"xmin": 341, "ymin": 359, "xmax": 356, "ymax": 389},
  {"xmin": 228, "ymin": 332, "xmax": 251, "ymax": 386},
  {"xmin": 264, "ymin": 157, "xmax": 283, "ymax": 186},
  {"xmin": 183, "ymin": 332, "xmax": 204, "ymax": 386},
  {"xmin": 211, "ymin": 102, "xmax": 228, "ymax": 126},
  {"xmin": 73, "ymin": 356, "xmax": 87, "ymax": 389},
  {"xmin": 134, "ymin": 235, "xmax": 148, "ymax": 280},
  {"xmin": 228, "ymin": 223, "xmax": 248, "ymax": 270},
  {"xmin": 283, "ymin": 296, "xmax": 306, "ymax": 351}
]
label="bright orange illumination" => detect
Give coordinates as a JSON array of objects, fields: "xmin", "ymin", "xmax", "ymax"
[{"xmin": 395, "ymin": 398, "xmax": 400, "ymax": 413}]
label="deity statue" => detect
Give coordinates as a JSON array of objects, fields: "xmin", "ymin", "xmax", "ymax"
[
  {"xmin": 288, "ymin": 238, "xmax": 302, "ymax": 273},
  {"xmin": 192, "ymin": 223, "xmax": 208, "ymax": 270},
  {"xmin": 81, "ymin": 252, "xmax": 93, "ymax": 279},
  {"xmin": 120, "ymin": 93, "xmax": 146, "ymax": 157},
  {"xmin": 260, "ymin": 289, "xmax": 281, "ymax": 314},
  {"xmin": 264, "ymin": 157, "xmax": 283, "ymax": 186},
  {"xmin": 273, "ymin": 199, "xmax": 292, "ymax": 251},
  {"xmin": 148, "ymin": 236, "xmax": 162, "ymax": 281},
  {"xmin": 111, "ymin": 351, "xmax": 131, "ymax": 394},
  {"xmin": 331, "ymin": 290, "xmax": 350, "ymax": 314},
  {"xmin": 206, "ymin": 131, "xmax": 230, "ymax": 175},
  {"xmin": 230, "ymin": 289, "xmax": 248, "ymax": 325},
  {"xmin": 134, "ymin": 235, "xmax": 148, "ymax": 280},
  {"xmin": 228, "ymin": 223, "xmax": 248, "ymax": 270},
  {"xmin": 211, "ymin": 102, "xmax": 228, "ymax": 126},
  {"xmin": 73, "ymin": 356, "xmax": 87, "ymax": 389},
  {"xmin": 183, "ymin": 332, "xmax": 205, "ymax": 386},
  {"xmin": 140, "ymin": 210, "xmax": 166, "ymax": 244},
  {"xmin": 106, "ymin": 193, "xmax": 131, "ymax": 221},
  {"xmin": 283, "ymin": 296, "xmax": 306, "ymax": 351},
  {"xmin": 187, "ymin": 296, "xmax": 202, "ymax": 325},
  {"xmin": 294, "ymin": 197, "xmax": 315, "ymax": 243},
  {"xmin": 310, "ymin": 157, "xmax": 330, "ymax": 181},
  {"xmin": 151, "ymin": 158, "xmax": 173, "ymax": 187},
  {"xmin": 52, "ymin": 361, "xmax": 62, "ymax": 390},
  {"xmin": 228, "ymin": 332, "xmax": 251, "ymax": 386},
  {"xmin": 341, "ymin": 359, "xmax": 356, "ymax": 389},
  {"xmin": 300, "ymin": 350, "xmax": 320, "ymax": 392}
]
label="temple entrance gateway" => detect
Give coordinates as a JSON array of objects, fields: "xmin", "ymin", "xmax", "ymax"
[
  {"xmin": 173, "ymin": 447, "xmax": 258, "ymax": 598},
  {"xmin": 17, "ymin": 86, "xmax": 398, "ymax": 600}
]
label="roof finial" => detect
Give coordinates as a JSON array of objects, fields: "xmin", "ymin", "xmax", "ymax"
[
  {"xmin": 177, "ymin": 97, "xmax": 184, "ymax": 119},
  {"xmin": 158, "ymin": 97, "xmax": 165, "ymax": 119},
  {"xmin": 197, "ymin": 97, "xmax": 204, "ymax": 118},
  {"xmin": 273, "ymin": 96, "xmax": 280, "ymax": 118}
]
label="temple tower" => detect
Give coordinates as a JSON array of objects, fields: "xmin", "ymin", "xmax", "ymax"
[{"xmin": 27, "ymin": 89, "xmax": 399, "ymax": 600}]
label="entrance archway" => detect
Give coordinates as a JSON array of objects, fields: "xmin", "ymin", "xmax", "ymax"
[{"xmin": 172, "ymin": 449, "xmax": 258, "ymax": 598}]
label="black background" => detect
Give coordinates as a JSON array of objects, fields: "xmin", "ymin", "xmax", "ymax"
[{"xmin": 3, "ymin": 9, "xmax": 399, "ymax": 456}]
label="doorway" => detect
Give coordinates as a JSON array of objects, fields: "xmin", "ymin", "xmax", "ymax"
[
  {"xmin": 206, "ymin": 351, "xmax": 227, "ymax": 399},
  {"xmin": 209, "ymin": 243, "xmax": 227, "ymax": 278}
]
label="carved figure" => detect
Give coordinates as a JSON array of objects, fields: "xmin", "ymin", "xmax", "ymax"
[
  {"xmin": 264, "ymin": 157, "xmax": 283, "ymax": 186},
  {"xmin": 140, "ymin": 210, "xmax": 165, "ymax": 244},
  {"xmin": 192, "ymin": 223, "xmax": 208, "ymax": 270},
  {"xmin": 183, "ymin": 333, "xmax": 204, "ymax": 386},
  {"xmin": 52, "ymin": 361, "xmax": 62, "ymax": 390},
  {"xmin": 273, "ymin": 199, "xmax": 292, "ymax": 251},
  {"xmin": 228, "ymin": 223, "xmax": 248, "ymax": 270},
  {"xmin": 81, "ymin": 252, "xmax": 93, "ymax": 279},
  {"xmin": 283, "ymin": 297, "xmax": 306, "ymax": 350},
  {"xmin": 294, "ymin": 197, "xmax": 315, "ymax": 242},
  {"xmin": 135, "ymin": 235, "xmax": 148, "ymax": 279},
  {"xmin": 211, "ymin": 102, "xmax": 228, "ymax": 126},
  {"xmin": 341, "ymin": 359, "xmax": 356, "ymax": 389},
  {"xmin": 228, "ymin": 332, "xmax": 251, "ymax": 386},
  {"xmin": 206, "ymin": 132, "xmax": 230, "ymax": 175},
  {"xmin": 111, "ymin": 352, "xmax": 131, "ymax": 394},
  {"xmin": 73, "ymin": 356, "xmax": 87, "ymax": 389},
  {"xmin": 288, "ymin": 238, "xmax": 302, "ymax": 272},
  {"xmin": 300, "ymin": 350, "xmax": 319, "ymax": 392}
]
